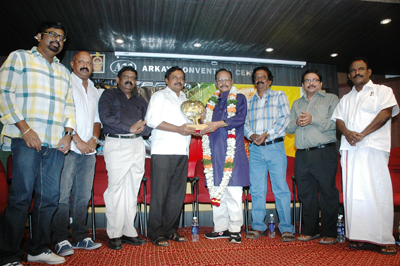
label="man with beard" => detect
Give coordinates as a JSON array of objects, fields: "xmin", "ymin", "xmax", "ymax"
[
  {"xmin": 51, "ymin": 51, "xmax": 102, "ymax": 256},
  {"xmin": 202, "ymin": 69, "xmax": 250, "ymax": 244},
  {"xmin": 99, "ymin": 66, "xmax": 151, "ymax": 250},
  {"xmin": 146, "ymin": 66, "xmax": 195, "ymax": 247},
  {"xmin": 332, "ymin": 58, "xmax": 399, "ymax": 255},
  {"xmin": 286, "ymin": 69, "xmax": 339, "ymax": 244},
  {"xmin": 244, "ymin": 66, "xmax": 295, "ymax": 242},
  {"xmin": 0, "ymin": 21, "xmax": 75, "ymax": 265}
]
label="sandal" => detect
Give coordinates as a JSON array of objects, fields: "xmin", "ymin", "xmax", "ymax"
[
  {"xmin": 297, "ymin": 234, "xmax": 320, "ymax": 242},
  {"xmin": 152, "ymin": 237, "xmax": 169, "ymax": 247},
  {"xmin": 246, "ymin": 230, "xmax": 266, "ymax": 239},
  {"xmin": 380, "ymin": 246, "xmax": 397, "ymax": 255},
  {"xmin": 349, "ymin": 241, "xmax": 377, "ymax": 250},
  {"xmin": 165, "ymin": 232, "xmax": 187, "ymax": 242},
  {"xmin": 282, "ymin": 232, "xmax": 295, "ymax": 242},
  {"xmin": 319, "ymin": 237, "xmax": 337, "ymax": 245}
]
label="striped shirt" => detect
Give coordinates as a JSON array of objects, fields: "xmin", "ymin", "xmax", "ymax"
[
  {"xmin": 244, "ymin": 88, "xmax": 290, "ymax": 141},
  {"xmin": 0, "ymin": 47, "xmax": 76, "ymax": 150}
]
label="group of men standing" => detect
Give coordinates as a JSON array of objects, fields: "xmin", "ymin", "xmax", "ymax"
[{"xmin": 0, "ymin": 20, "xmax": 399, "ymax": 266}]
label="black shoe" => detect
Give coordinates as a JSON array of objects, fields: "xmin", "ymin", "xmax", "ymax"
[
  {"xmin": 109, "ymin": 238, "xmax": 122, "ymax": 250},
  {"xmin": 204, "ymin": 230, "xmax": 231, "ymax": 239},
  {"xmin": 121, "ymin": 235, "xmax": 146, "ymax": 246},
  {"xmin": 229, "ymin": 232, "xmax": 242, "ymax": 244}
]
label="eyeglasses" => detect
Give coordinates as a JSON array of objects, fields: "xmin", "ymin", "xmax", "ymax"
[
  {"xmin": 304, "ymin": 78, "xmax": 320, "ymax": 83},
  {"xmin": 170, "ymin": 76, "xmax": 185, "ymax": 81},
  {"xmin": 254, "ymin": 76, "xmax": 268, "ymax": 81},
  {"xmin": 216, "ymin": 78, "xmax": 232, "ymax": 83},
  {"xmin": 42, "ymin": 31, "xmax": 67, "ymax": 42}
]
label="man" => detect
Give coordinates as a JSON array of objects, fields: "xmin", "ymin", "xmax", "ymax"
[
  {"xmin": 99, "ymin": 66, "xmax": 151, "ymax": 250},
  {"xmin": 332, "ymin": 58, "xmax": 399, "ymax": 255},
  {"xmin": 146, "ymin": 66, "xmax": 195, "ymax": 247},
  {"xmin": 51, "ymin": 51, "xmax": 102, "ymax": 256},
  {"xmin": 0, "ymin": 21, "xmax": 75, "ymax": 265},
  {"xmin": 244, "ymin": 66, "xmax": 295, "ymax": 241},
  {"xmin": 202, "ymin": 69, "xmax": 250, "ymax": 244},
  {"xmin": 286, "ymin": 69, "xmax": 339, "ymax": 244}
]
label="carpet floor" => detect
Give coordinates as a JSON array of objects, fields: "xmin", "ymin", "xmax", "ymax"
[{"xmin": 20, "ymin": 227, "xmax": 400, "ymax": 265}]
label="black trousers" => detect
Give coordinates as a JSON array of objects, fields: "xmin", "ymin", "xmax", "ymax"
[
  {"xmin": 295, "ymin": 145, "xmax": 339, "ymax": 238},
  {"xmin": 147, "ymin": 154, "xmax": 188, "ymax": 241}
]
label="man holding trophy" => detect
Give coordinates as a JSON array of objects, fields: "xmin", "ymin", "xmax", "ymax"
[{"xmin": 201, "ymin": 69, "xmax": 250, "ymax": 244}]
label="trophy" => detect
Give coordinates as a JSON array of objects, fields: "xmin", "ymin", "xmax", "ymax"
[{"xmin": 181, "ymin": 100, "xmax": 208, "ymax": 133}]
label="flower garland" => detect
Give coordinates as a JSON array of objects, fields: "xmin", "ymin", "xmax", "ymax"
[{"xmin": 202, "ymin": 87, "xmax": 238, "ymax": 207}]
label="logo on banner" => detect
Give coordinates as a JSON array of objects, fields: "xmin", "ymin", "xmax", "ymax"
[{"xmin": 110, "ymin": 60, "xmax": 137, "ymax": 74}]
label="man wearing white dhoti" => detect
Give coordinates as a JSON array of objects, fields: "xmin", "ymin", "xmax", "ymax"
[
  {"xmin": 99, "ymin": 66, "xmax": 151, "ymax": 250},
  {"xmin": 332, "ymin": 57, "xmax": 399, "ymax": 255}
]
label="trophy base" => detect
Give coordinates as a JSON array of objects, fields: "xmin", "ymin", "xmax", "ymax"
[{"xmin": 188, "ymin": 124, "xmax": 208, "ymax": 133}]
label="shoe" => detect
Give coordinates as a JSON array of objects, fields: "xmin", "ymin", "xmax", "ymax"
[
  {"xmin": 121, "ymin": 235, "xmax": 146, "ymax": 246},
  {"xmin": 109, "ymin": 238, "xmax": 122, "ymax": 250},
  {"xmin": 205, "ymin": 230, "xmax": 231, "ymax": 239},
  {"xmin": 72, "ymin": 237, "xmax": 102, "ymax": 250},
  {"xmin": 55, "ymin": 240, "xmax": 74, "ymax": 256},
  {"xmin": 27, "ymin": 249, "xmax": 66, "ymax": 264},
  {"xmin": 2, "ymin": 262, "xmax": 23, "ymax": 266},
  {"xmin": 229, "ymin": 233, "xmax": 242, "ymax": 244}
]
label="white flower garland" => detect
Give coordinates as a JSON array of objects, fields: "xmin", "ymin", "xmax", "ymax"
[{"xmin": 202, "ymin": 87, "xmax": 238, "ymax": 207}]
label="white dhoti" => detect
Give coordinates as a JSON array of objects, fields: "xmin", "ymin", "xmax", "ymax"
[
  {"xmin": 341, "ymin": 147, "xmax": 395, "ymax": 245},
  {"xmin": 103, "ymin": 136, "xmax": 145, "ymax": 239},
  {"xmin": 212, "ymin": 186, "xmax": 243, "ymax": 233}
]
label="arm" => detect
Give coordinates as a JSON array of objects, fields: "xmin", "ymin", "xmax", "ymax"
[
  {"xmin": 286, "ymin": 102, "xmax": 299, "ymax": 134},
  {"xmin": 311, "ymin": 95, "xmax": 339, "ymax": 133},
  {"xmin": 73, "ymin": 122, "xmax": 102, "ymax": 154},
  {"xmin": 358, "ymin": 107, "xmax": 393, "ymax": 142},
  {"xmin": 156, "ymin": 121, "xmax": 195, "ymax": 136},
  {"xmin": 336, "ymin": 119, "xmax": 359, "ymax": 146}
]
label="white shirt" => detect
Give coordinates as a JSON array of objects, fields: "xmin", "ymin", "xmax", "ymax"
[
  {"xmin": 332, "ymin": 80, "xmax": 399, "ymax": 152},
  {"xmin": 145, "ymin": 87, "xmax": 191, "ymax": 155},
  {"xmin": 70, "ymin": 72, "xmax": 101, "ymax": 155}
]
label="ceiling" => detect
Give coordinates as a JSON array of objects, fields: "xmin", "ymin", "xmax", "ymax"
[{"xmin": 1, "ymin": 0, "xmax": 399, "ymax": 75}]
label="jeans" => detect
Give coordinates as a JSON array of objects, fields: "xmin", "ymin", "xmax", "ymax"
[
  {"xmin": 249, "ymin": 141, "xmax": 294, "ymax": 234},
  {"xmin": 52, "ymin": 151, "xmax": 96, "ymax": 244},
  {"xmin": 0, "ymin": 138, "xmax": 64, "ymax": 265}
]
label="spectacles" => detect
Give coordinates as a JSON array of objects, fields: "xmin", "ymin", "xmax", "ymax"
[
  {"xmin": 254, "ymin": 76, "xmax": 268, "ymax": 81},
  {"xmin": 170, "ymin": 76, "xmax": 185, "ymax": 81},
  {"xmin": 304, "ymin": 78, "xmax": 320, "ymax": 83},
  {"xmin": 216, "ymin": 78, "xmax": 232, "ymax": 83},
  {"xmin": 42, "ymin": 31, "xmax": 67, "ymax": 42}
]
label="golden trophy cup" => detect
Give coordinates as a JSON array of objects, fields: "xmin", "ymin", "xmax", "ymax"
[{"xmin": 181, "ymin": 100, "xmax": 208, "ymax": 133}]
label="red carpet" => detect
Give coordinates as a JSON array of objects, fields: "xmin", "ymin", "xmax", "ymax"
[{"xmin": 20, "ymin": 227, "xmax": 400, "ymax": 265}]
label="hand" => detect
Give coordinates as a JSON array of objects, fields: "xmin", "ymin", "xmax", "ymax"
[
  {"xmin": 22, "ymin": 129, "xmax": 43, "ymax": 152},
  {"xmin": 178, "ymin": 123, "xmax": 196, "ymax": 136},
  {"xmin": 297, "ymin": 111, "xmax": 312, "ymax": 127},
  {"xmin": 250, "ymin": 133, "xmax": 268, "ymax": 145},
  {"xmin": 130, "ymin": 120, "xmax": 147, "ymax": 134},
  {"xmin": 343, "ymin": 129, "xmax": 363, "ymax": 146},
  {"xmin": 76, "ymin": 140, "xmax": 94, "ymax": 154},
  {"xmin": 200, "ymin": 121, "xmax": 224, "ymax": 134},
  {"xmin": 87, "ymin": 137, "xmax": 98, "ymax": 152},
  {"xmin": 57, "ymin": 135, "xmax": 71, "ymax": 154}
]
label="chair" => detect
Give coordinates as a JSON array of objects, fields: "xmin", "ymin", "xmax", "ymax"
[
  {"xmin": 90, "ymin": 155, "xmax": 146, "ymax": 241},
  {"xmin": 194, "ymin": 159, "xmax": 248, "ymax": 231},
  {"xmin": 142, "ymin": 157, "xmax": 197, "ymax": 237},
  {"xmin": 0, "ymin": 161, "xmax": 8, "ymax": 216},
  {"xmin": 245, "ymin": 156, "xmax": 300, "ymax": 233}
]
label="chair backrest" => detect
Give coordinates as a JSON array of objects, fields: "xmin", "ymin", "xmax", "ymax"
[
  {"xmin": 0, "ymin": 162, "xmax": 8, "ymax": 216},
  {"xmin": 188, "ymin": 136, "xmax": 203, "ymax": 178},
  {"xmin": 92, "ymin": 155, "xmax": 109, "ymax": 206}
]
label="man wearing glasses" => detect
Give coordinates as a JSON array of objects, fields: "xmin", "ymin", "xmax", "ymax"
[
  {"xmin": 244, "ymin": 66, "xmax": 295, "ymax": 242},
  {"xmin": 99, "ymin": 66, "xmax": 151, "ymax": 250},
  {"xmin": 0, "ymin": 21, "xmax": 75, "ymax": 265},
  {"xmin": 286, "ymin": 69, "xmax": 339, "ymax": 244}
]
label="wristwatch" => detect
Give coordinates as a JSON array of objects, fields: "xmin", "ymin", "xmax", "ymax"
[
  {"xmin": 63, "ymin": 131, "xmax": 73, "ymax": 137},
  {"xmin": 91, "ymin": 135, "xmax": 100, "ymax": 144},
  {"xmin": 223, "ymin": 120, "xmax": 228, "ymax": 127}
]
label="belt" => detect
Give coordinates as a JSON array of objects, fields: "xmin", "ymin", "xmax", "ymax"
[
  {"xmin": 259, "ymin": 137, "xmax": 284, "ymax": 146},
  {"xmin": 298, "ymin": 142, "xmax": 336, "ymax": 151},
  {"xmin": 106, "ymin": 133, "xmax": 139, "ymax": 139}
]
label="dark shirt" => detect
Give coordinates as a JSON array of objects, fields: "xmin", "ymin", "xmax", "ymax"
[
  {"xmin": 99, "ymin": 87, "xmax": 152, "ymax": 136},
  {"xmin": 208, "ymin": 91, "xmax": 250, "ymax": 187}
]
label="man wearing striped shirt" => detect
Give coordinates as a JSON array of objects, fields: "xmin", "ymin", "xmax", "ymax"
[
  {"xmin": 244, "ymin": 66, "xmax": 295, "ymax": 242},
  {"xmin": 0, "ymin": 21, "xmax": 75, "ymax": 265}
]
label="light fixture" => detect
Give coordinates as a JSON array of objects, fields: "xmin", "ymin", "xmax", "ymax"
[
  {"xmin": 115, "ymin": 38, "xmax": 124, "ymax": 44},
  {"xmin": 330, "ymin": 53, "xmax": 338, "ymax": 57},
  {"xmin": 380, "ymin": 19, "xmax": 391, "ymax": 25},
  {"xmin": 193, "ymin": 43, "xmax": 202, "ymax": 48},
  {"xmin": 265, "ymin": 48, "xmax": 274, "ymax": 52},
  {"xmin": 114, "ymin": 52, "xmax": 307, "ymax": 67}
]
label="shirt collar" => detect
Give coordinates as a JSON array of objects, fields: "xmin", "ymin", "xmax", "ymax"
[
  {"xmin": 31, "ymin": 46, "xmax": 60, "ymax": 63},
  {"xmin": 255, "ymin": 88, "xmax": 270, "ymax": 100},
  {"xmin": 165, "ymin": 86, "xmax": 185, "ymax": 97}
]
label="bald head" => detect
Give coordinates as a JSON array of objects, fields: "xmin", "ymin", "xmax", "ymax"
[{"xmin": 70, "ymin": 51, "xmax": 93, "ymax": 80}]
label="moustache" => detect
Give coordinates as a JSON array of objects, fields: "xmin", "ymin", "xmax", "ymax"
[
  {"xmin": 353, "ymin": 74, "xmax": 362, "ymax": 79},
  {"xmin": 50, "ymin": 40, "xmax": 60, "ymax": 47},
  {"xmin": 256, "ymin": 81, "xmax": 264, "ymax": 85},
  {"xmin": 80, "ymin": 67, "xmax": 89, "ymax": 72},
  {"xmin": 125, "ymin": 81, "xmax": 133, "ymax": 86},
  {"xmin": 174, "ymin": 82, "xmax": 182, "ymax": 86},
  {"xmin": 307, "ymin": 85, "xmax": 316, "ymax": 89}
]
